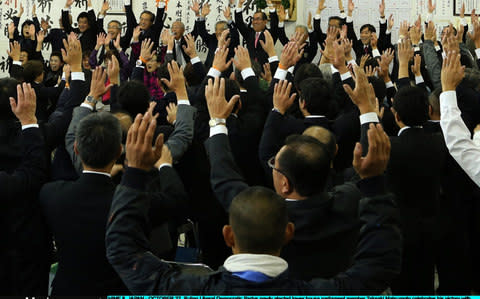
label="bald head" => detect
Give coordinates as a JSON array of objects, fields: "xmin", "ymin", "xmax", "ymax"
[
  {"xmin": 172, "ymin": 21, "xmax": 185, "ymax": 39},
  {"xmin": 303, "ymin": 126, "xmax": 337, "ymax": 160}
]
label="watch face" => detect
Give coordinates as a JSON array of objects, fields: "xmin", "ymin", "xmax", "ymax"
[{"xmin": 208, "ymin": 119, "xmax": 216, "ymax": 127}]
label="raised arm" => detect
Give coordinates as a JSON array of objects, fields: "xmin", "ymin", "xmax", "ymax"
[
  {"xmin": 234, "ymin": 0, "xmax": 250, "ymax": 39},
  {"xmin": 62, "ymin": 0, "xmax": 74, "ymax": 34}
]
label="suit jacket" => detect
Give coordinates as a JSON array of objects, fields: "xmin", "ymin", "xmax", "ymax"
[
  {"xmin": 0, "ymin": 127, "xmax": 50, "ymax": 295},
  {"xmin": 277, "ymin": 25, "xmax": 318, "ymax": 65},
  {"xmin": 235, "ymin": 9, "xmax": 279, "ymax": 65},
  {"xmin": 386, "ymin": 128, "xmax": 447, "ymax": 236},
  {"xmin": 39, "ymin": 173, "xmax": 129, "ymax": 295}
]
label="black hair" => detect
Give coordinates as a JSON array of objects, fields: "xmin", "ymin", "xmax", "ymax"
[
  {"xmin": 360, "ymin": 24, "xmax": 376, "ymax": 33},
  {"xmin": 235, "ymin": 60, "xmax": 262, "ymax": 87},
  {"xmin": 50, "ymin": 51, "xmax": 64, "ymax": 63},
  {"xmin": 278, "ymin": 134, "xmax": 330, "ymax": 196},
  {"xmin": 77, "ymin": 11, "xmax": 90, "ymax": 24},
  {"xmin": 328, "ymin": 16, "xmax": 345, "ymax": 27},
  {"xmin": 298, "ymin": 78, "xmax": 336, "ymax": 117},
  {"xmin": 294, "ymin": 63, "xmax": 323, "ymax": 91},
  {"xmin": 108, "ymin": 20, "xmax": 122, "ymax": 28},
  {"xmin": 156, "ymin": 63, "xmax": 171, "ymax": 90},
  {"xmin": 23, "ymin": 60, "xmax": 44, "ymax": 83},
  {"xmin": 392, "ymin": 86, "xmax": 429, "ymax": 126},
  {"xmin": 141, "ymin": 10, "xmax": 155, "ymax": 23},
  {"xmin": 0, "ymin": 78, "xmax": 19, "ymax": 121},
  {"xmin": 183, "ymin": 63, "xmax": 202, "ymax": 86},
  {"xmin": 21, "ymin": 20, "xmax": 35, "ymax": 36},
  {"xmin": 428, "ymin": 87, "xmax": 442, "ymax": 116},
  {"xmin": 75, "ymin": 112, "xmax": 122, "ymax": 168},
  {"xmin": 117, "ymin": 81, "xmax": 151, "ymax": 119},
  {"xmin": 229, "ymin": 186, "xmax": 288, "ymax": 254},
  {"xmin": 254, "ymin": 11, "xmax": 268, "ymax": 20}
]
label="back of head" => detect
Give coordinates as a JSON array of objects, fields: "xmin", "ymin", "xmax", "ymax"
[
  {"xmin": 234, "ymin": 60, "xmax": 261, "ymax": 87},
  {"xmin": 224, "ymin": 78, "xmax": 241, "ymax": 102},
  {"xmin": 463, "ymin": 67, "xmax": 480, "ymax": 90},
  {"xmin": 183, "ymin": 63, "xmax": 202, "ymax": 86},
  {"xmin": 303, "ymin": 126, "xmax": 337, "ymax": 160},
  {"xmin": 23, "ymin": 60, "xmax": 44, "ymax": 83},
  {"xmin": 298, "ymin": 77, "xmax": 336, "ymax": 117},
  {"xmin": 318, "ymin": 63, "xmax": 333, "ymax": 82},
  {"xmin": 393, "ymin": 86, "xmax": 428, "ymax": 126},
  {"xmin": 229, "ymin": 186, "xmax": 288, "ymax": 254},
  {"xmin": 278, "ymin": 134, "xmax": 330, "ymax": 196},
  {"xmin": 428, "ymin": 87, "xmax": 442, "ymax": 116},
  {"xmin": 156, "ymin": 63, "xmax": 170, "ymax": 90},
  {"xmin": 0, "ymin": 78, "xmax": 18, "ymax": 121},
  {"xmin": 117, "ymin": 81, "xmax": 150, "ymax": 118},
  {"xmin": 75, "ymin": 112, "xmax": 122, "ymax": 168},
  {"xmin": 294, "ymin": 63, "xmax": 323, "ymax": 91}
]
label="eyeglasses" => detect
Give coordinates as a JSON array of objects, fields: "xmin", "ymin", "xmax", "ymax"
[{"xmin": 268, "ymin": 156, "xmax": 294, "ymax": 187}]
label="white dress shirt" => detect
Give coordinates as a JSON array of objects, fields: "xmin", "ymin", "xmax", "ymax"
[{"xmin": 440, "ymin": 90, "xmax": 480, "ymax": 187}]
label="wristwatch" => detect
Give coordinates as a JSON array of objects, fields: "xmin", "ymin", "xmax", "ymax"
[
  {"xmin": 136, "ymin": 59, "xmax": 145, "ymax": 67},
  {"xmin": 85, "ymin": 95, "xmax": 99, "ymax": 105},
  {"xmin": 209, "ymin": 118, "xmax": 226, "ymax": 127}
]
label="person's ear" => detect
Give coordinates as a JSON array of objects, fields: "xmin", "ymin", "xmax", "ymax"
[
  {"xmin": 222, "ymin": 225, "xmax": 235, "ymax": 249},
  {"xmin": 116, "ymin": 144, "xmax": 123, "ymax": 160},
  {"xmin": 283, "ymin": 222, "xmax": 295, "ymax": 245},
  {"xmin": 299, "ymin": 98, "xmax": 306, "ymax": 110},
  {"xmin": 282, "ymin": 174, "xmax": 292, "ymax": 194},
  {"xmin": 74, "ymin": 140, "xmax": 79, "ymax": 155},
  {"xmin": 428, "ymin": 105, "xmax": 433, "ymax": 118}
]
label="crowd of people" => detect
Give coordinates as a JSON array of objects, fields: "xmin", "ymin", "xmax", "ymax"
[{"xmin": 1, "ymin": 0, "xmax": 480, "ymax": 295}]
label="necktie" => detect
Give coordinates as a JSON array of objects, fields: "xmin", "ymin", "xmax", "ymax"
[
  {"xmin": 176, "ymin": 40, "xmax": 185, "ymax": 66},
  {"xmin": 364, "ymin": 46, "xmax": 369, "ymax": 54},
  {"xmin": 255, "ymin": 32, "xmax": 260, "ymax": 48}
]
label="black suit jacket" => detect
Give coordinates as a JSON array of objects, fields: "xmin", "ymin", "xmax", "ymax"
[
  {"xmin": 39, "ymin": 173, "xmax": 129, "ymax": 295},
  {"xmin": 235, "ymin": 10, "xmax": 279, "ymax": 65},
  {"xmin": 386, "ymin": 128, "xmax": 447, "ymax": 236}
]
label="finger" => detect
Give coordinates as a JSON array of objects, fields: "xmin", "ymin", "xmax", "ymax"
[
  {"xmin": 227, "ymin": 94, "xmax": 240, "ymax": 113},
  {"xmin": 153, "ymin": 133, "xmax": 164, "ymax": 157},
  {"xmin": 9, "ymin": 97, "xmax": 17, "ymax": 111},
  {"xmin": 352, "ymin": 142, "xmax": 363, "ymax": 168},
  {"xmin": 144, "ymin": 117, "xmax": 157, "ymax": 146},
  {"xmin": 130, "ymin": 114, "xmax": 142, "ymax": 145},
  {"xmin": 343, "ymin": 84, "xmax": 354, "ymax": 99}
]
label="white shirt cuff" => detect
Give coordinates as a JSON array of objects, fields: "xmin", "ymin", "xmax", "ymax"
[
  {"xmin": 435, "ymin": 45, "xmax": 441, "ymax": 52},
  {"xmin": 379, "ymin": 17, "xmax": 386, "ymax": 24},
  {"xmin": 22, "ymin": 124, "xmax": 39, "ymax": 130},
  {"xmin": 340, "ymin": 72, "xmax": 352, "ymax": 81},
  {"xmin": 62, "ymin": 7, "xmax": 71, "ymax": 11},
  {"xmin": 269, "ymin": 8, "xmax": 276, "ymax": 13},
  {"xmin": 190, "ymin": 56, "xmax": 201, "ymax": 64},
  {"xmin": 268, "ymin": 56, "xmax": 279, "ymax": 63},
  {"xmin": 209, "ymin": 125, "xmax": 228, "ymax": 137},
  {"xmin": 177, "ymin": 99, "xmax": 190, "ymax": 106},
  {"xmin": 98, "ymin": 15, "xmax": 104, "ymax": 19},
  {"xmin": 346, "ymin": 16, "xmax": 353, "ymax": 23},
  {"xmin": 124, "ymin": 0, "xmax": 131, "ymax": 5},
  {"xmin": 475, "ymin": 48, "xmax": 480, "ymax": 59},
  {"xmin": 460, "ymin": 17, "xmax": 467, "ymax": 26},
  {"xmin": 80, "ymin": 103, "xmax": 94, "ymax": 110},
  {"xmin": 339, "ymin": 12, "xmax": 347, "ymax": 19},
  {"xmin": 158, "ymin": 2, "xmax": 165, "ymax": 8},
  {"xmin": 166, "ymin": 50, "xmax": 173, "ymax": 54},
  {"xmin": 415, "ymin": 76, "xmax": 424, "ymax": 84},
  {"xmin": 287, "ymin": 66, "xmax": 294, "ymax": 74},
  {"xmin": 279, "ymin": 22, "xmax": 284, "ymax": 28},
  {"xmin": 386, "ymin": 29, "xmax": 391, "ymax": 35},
  {"xmin": 87, "ymin": 7, "xmax": 93, "ymax": 11},
  {"xmin": 426, "ymin": 13, "xmax": 433, "ymax": 22},
  {"xmin": 347, "ymin": 59, "xmax": 357, "ymax": 66},
  {"xmin": 440, "ymin": 90, "xmax": 458, "ymax": 108},
  {"xmin": 314, "ymin": 14, "xmax": 321, "ymax": 20},
  {"xmin": 208, "ymin": 67, "xmax": 222, "ymax": 78},
  {"xmin": 360, "ymin": 112, "xmax": 380, "ymax": 124},
  {"xmin": 330, "ymin": 64, "xmax": 339, "ymax": 74},
  {"xmin": 274, "ymin": 68, "xmax": 288, "ymax": 80},
  {"xmin": 158, "ymin": 163, "xmax": 172, "ymax": 171},
  {"xmin": 241, "ymin": 67, "xmax": 255, "ymax": 80},
  {"xmin": 71, "ymin": 72, "xmax": 85, "ymax": 81},
  {"xmin": 12, "ymin": 61, "xmax": 22, "ymax": 66},
  {"xmin": 385, "ymin": 81, "xmax": 394, "ymax": 88},
  {"xmin": 372, "ymin": 49, "xmax": 381, "ymax": 57},
  {"xmin": 235, "ymin": 7, "xmax": 243, "ymax": 13}
]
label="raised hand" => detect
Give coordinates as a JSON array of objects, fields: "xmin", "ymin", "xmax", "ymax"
[
  {"xmin": 201, "ymin": 3, "xmax": 211, "ymax": 17},
  {"xmin": 424, "ymin": 21, "xmax": 436, "ymax": 41},
  {"xmin": 218, "ymin": 29, "xmax": 231, "ymax": 49},
  {"xmin": 107, "ymin": 55, "xmax": 120, "ymax": 85},
  {"xmin": 428, "ymin": 0, "xmax": 436, "ymax": 13},
  {"xmin": 182, "ymin": 33, "xmax": 197, "ymax": 58},
  {"xmin": 468, "ymin": 21, "xmax": 480, "ymax": 48},
  {"xmin": 133, "ymin": 26, "xmax": 141, "ymax": 42},
  {"xmin": 238, "ymin": 0, "xmax": 246, "ymax": 8},
  {"xmin": 8, "ymin": 23, "xmax": 16, "ymax": 39},
  {"xmin": 278, "ymin": 5, "xmax": 286, "ymax": 22},
  {"xmin": 317, "ymin": 0, "xmax": 326, "ymax": 14},
  {"xmin": 160, "ymin": 61, "xmax": 188, "ymax": 98},
  {"xmin": 347, "ymin": 0, "xmax": 355, "ymax": 16},
  {"xmin": 377, "ymin": 48, "xmax": 394, "ymax": 81},
  {"xmin": 279, "ymin": 42, "xmax": 303, "ymax": 69},
  {"xmin": 233, "ymin": 45, "xmax": 252, "ymax": 71},
  {"xmin": 261, "ymin": 63, "xmax": 272, "ymax": 83},
  {"xmin": 10, "ymin": 83, "xmax": 37, "ymax": 126},
  {"xmin": 88, "ymin": 67, "xmax": 113, "ymax": 100},
  {"xmin": 190, "ymin": 0, "xmax": 200, "ymax": 15},
  {"xmin": 114, "ymin": 34, "xmax": 121, "ymax": 50},
  {"xmin": 96, "ymin": 32, "xmax": 106, "ymax": 50},
  {"xmin": 343, "ymin": 65, "xmax": 376, "ymax": 114},
  {"xmin": 410, "ymin": 23, "xmax": 422, "ymax": 45},
  {"xmin": 388, "ymin": 14, "xmax": 394, "ymax": 31},
  {"xmin": 101, "ymin": 1, "xmax": 111, "ymax": 15},
  {"xmin": 61, "ymin": 33, "xmax": 82, "ymax": 71},
  {"xmin": 18, "ymin": 4, "xmax": 24, "ymax": 17},
  {"xmin": 259, "ymin": 30, "xmax": 276, "ymax": 57},
  {"xmin": 397, "ymin": 38, "xmax": 413, "ymax": 65},
  {"xmin": 273, "ymin": 80, "xmax": 297, "ymax": 115},
  {"xmin": 32, "ymin": 4, "xmax": 36, "ymax": 17},
  {"xmin": 399, "ymin": 20, "xmax": 409, "ymax": 38},
  {"xmin": 442, "ymin": 50, "xmax": 465, "ymax": 91},
  {"xmin": 353, "ymin": 123, "xmax": 391, "ymax": 178},
  {"xmin": 307, "ymin": 12, "xmax": 313, "ymax": 30},
  {"xmin": 223, "ymin": 5, "xmax": 232, "ymax": 20},
  {"xmin": 360, "ymin": 54, "xmax": 370, "ymax": 68},
  {"xmin": 370, "ymin": 33, "xmax": 378, "ymax": 49},
  {"xmin": 379, "ymin": 0, "xmax": 385, "ymax": 17},
  {"xmin": 140, "ymin": 38, "xmax": 154, "ymax": 61},
  {"xmin": 205, "ymin": 77, "xmax": 240, "ymax": 119},
  {"xmin": 65, "ymin": 0, "xmax": 73, "ymax": 8},
  {"xmin": 36, "ymin": 30, "xmax": 45, "ymax": 44},
  {"xmin": 166, "ymin": 103, "xmax": 178, "ymax": 125},
  {"xmin": 40, "ymin": 18, "xmax": 50, "ymax": 31},
  {"xmin": 460, "ymin": 2, "xmax": 465, "ymax": 18},
  {"xmin": 212, "ymin": 46, "xmax": 233, "ymax": 72},
  {"xmin": 411, "ymin": 54, "xmax": 422, "ymax": 76},
  {"xmin": 126, "ymin": 111, "xmax": 164, "ymax": 172}
]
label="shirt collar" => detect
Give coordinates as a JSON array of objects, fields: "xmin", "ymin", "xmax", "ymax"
[
  {"xmin": 224, "ymin": 254, "xmax": 288, "ymax": 278},
  {"xmin": 398, "ymin": 125, "xmax": 422, "ymax": 136},
  {"xmin": 305, "ymin": 115, "xmax": 326, "ymax": 118},
  {"xmin": 83, "ymin": 170, "xmax": 111, "ymax": 177}
]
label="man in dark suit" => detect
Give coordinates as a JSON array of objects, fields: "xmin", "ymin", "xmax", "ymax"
[
  {"xmin": 124, "ymin": 0, "xmax": 166, "ymax": 48},
  {"xmin": 345, "ymin": 0, "xmax": 388, "ymax": 60},
  {"xmin": 61, "ymin": 0, "xmax": 101, "ymax": 52},
  {"xmin": 196, "ymin": 5, "xmax": 240, "ymax": 69},
  {"xmin": 39, "ymin": 69, "xmax": 128, "ymax": 295},
  {"xmin": 0, "ymin": 82, "xmax": 50, "ymax": 295},
  {"xmin": 105, "ymin": 94, "xmax": 401, "ymax": 293},
  {"xmin": 235, "ymin": 0, "xmax": 279, "ymax": 65}
]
